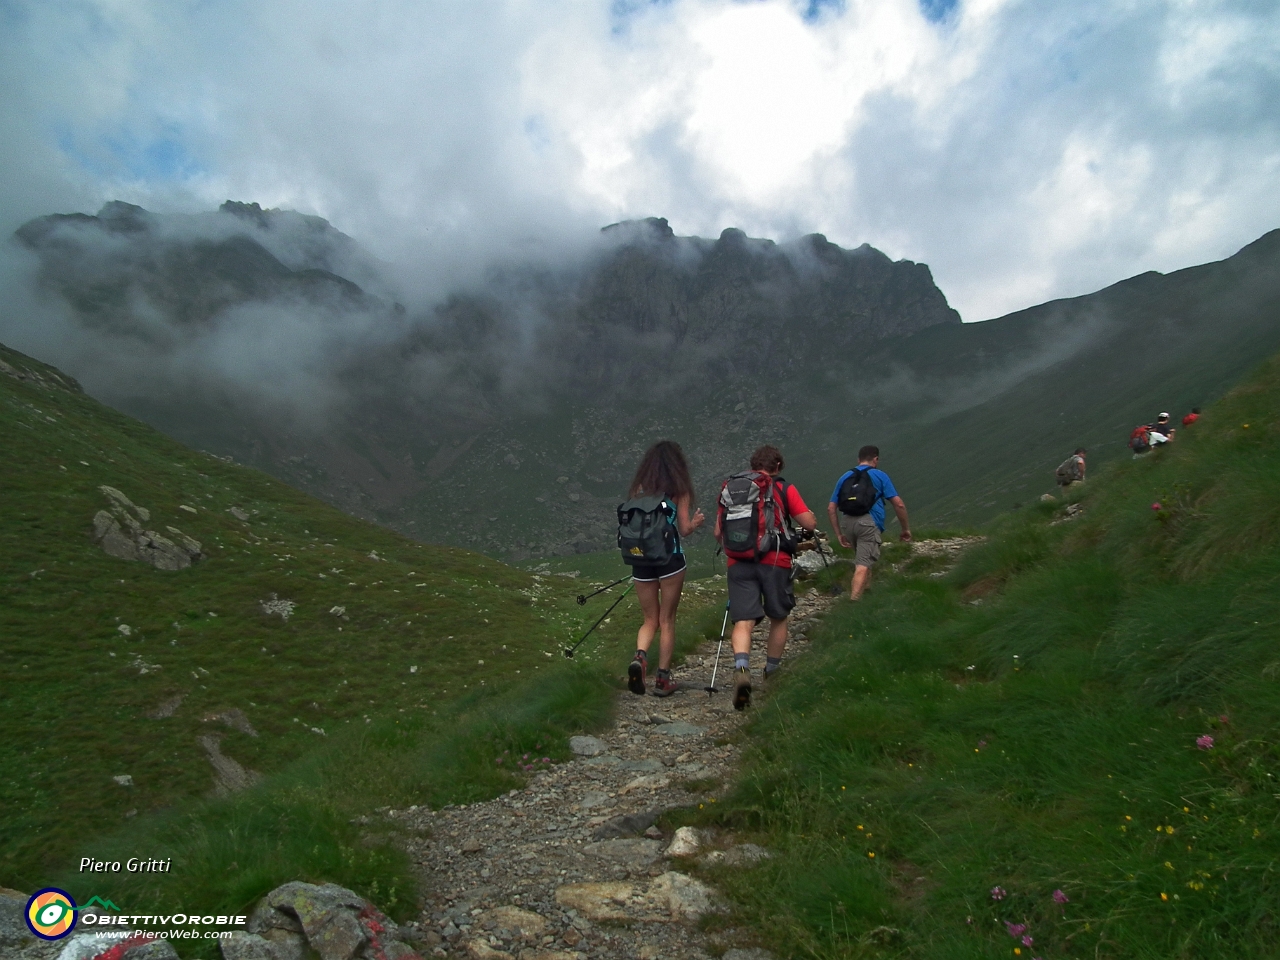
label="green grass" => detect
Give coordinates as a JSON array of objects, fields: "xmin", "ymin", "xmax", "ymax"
[
  {"xmin": 693, "ymin": 353, "xmax": 1280, "ymax": 958},
  {"xmin": 0, "ymin": 343, "xmax": 721, "ymax": 955}
]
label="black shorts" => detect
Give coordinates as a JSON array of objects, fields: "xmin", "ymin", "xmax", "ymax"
[
  {"xmin": 727, "ymin": 562, "xmax": 795, "ymax": 622},
  {"xmin": 631, "ymin": 553, "xmax": 687, "ymax": 582}
]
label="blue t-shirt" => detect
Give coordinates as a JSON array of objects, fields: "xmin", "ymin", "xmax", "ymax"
[{"xmin": 830, "ymin": 467, "xmax": 898, "ymax": 531}]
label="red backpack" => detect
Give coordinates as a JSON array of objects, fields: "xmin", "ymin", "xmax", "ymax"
[
  {"xmin": 717, "ymin": 472, "xmax": 796, "ymax": 561},
  {"xmin": 1129, "ymin": 425, "xmax": 1151, "ymax": 453}
]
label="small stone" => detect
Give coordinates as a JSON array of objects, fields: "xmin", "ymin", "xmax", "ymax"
[
  {"xmin": 665, "ymin": 827, "xmax": 701, "ymax": 858},
  {"xmin": 462, "ymin": 838, "xmax": 484, "ymax": 854},
  {"xmin": 645, "ymin": 871, "xmax": 724, "ymax": 922},
  {"xmin": 464, "ymin": 940, "xmax": 513, "ymax": 960},
  {"xmin": 553, "ymin": 882, "xmax": 634, "ymax": 921},
  {"xmin": 113, "ymin": 774, "xmax": 134, "ymax": 787},
  {"xmin": 569, "ymin": 736, "xmax": 607, "ymax": 757},
  {"xmin": 643, "ymin": 826, "xmax": 663, "ymax": 839},
  {"xmin": 480, "ymin": 906, "xmax": 547, "ymax": 937}
]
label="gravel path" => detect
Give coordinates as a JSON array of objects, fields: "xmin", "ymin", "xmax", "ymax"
[{"xmin": 388, "ymin": 583, "xmax": 840, "ymax": 960}]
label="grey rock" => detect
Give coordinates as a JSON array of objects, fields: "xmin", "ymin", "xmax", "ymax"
[
  {"xmin": 722, "ymin": 843, "xmax": 771, "ymax": 867},
  {"xmin": 255, "ymin": 929, "xmax": 307, "ymax": 960},
  {"xmin": 57, "ymin": 937, "xmax": 180, "ymax": 960},
  {"xmin": 100, "ymin": 485, "xmax": 150, "ymax": 521},
  {"xmin": 91, "ymin": 488, "xmax": 203, "ymax": 571},
  {"xmin": 0, "ymin": 888, "xmax": 59, "ymax": 959},
  {"xmin": 582, "ymin": 838, "xmax": 662, "ymax": 867},
  {"xmin": 250, "ymin": 882, "xmax": 367, "ymax": 960},
  {"xmin": 221, "ymin": 932, "xmax": 286, "ymax": 960},
  {"xmin": 592, "ymin": 809, "xmax": 661, "ymax": 839},
  {"xmin": 199, "ymin": 735, "xmax": 264, "ymax": 795},
  {"xmin": 722, "ymin": 950, "xmax": 777, "ymax": 960},
  {"xmin": 203, "ymin": 708, "xmax": 259, "ymax": 737},
  {"xmin": 229, "ymin": 507, "xmax": 251, "ymax": 521},
  {"xmin": 568, "ymin": 736, "xmax": 606, "ymax": 757},
  {"xmin": 645, "ymin": 871, "xmax": 724, "ymax": 922},
  {"xmin": 245, "ymin": 881, "xmax": 419, "ymax": 960}
]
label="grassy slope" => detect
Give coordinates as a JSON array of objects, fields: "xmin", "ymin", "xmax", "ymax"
[
  {"xmin": 699, "ymin": 352, "xmax": 1280, "ymax": 958},
  {"xmin": 0, "ymin": 342, "xmax": 722, "ymax": 948}
]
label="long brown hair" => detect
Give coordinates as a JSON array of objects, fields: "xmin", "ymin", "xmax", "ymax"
[{"xmin": 629, "ymin": 440, "xmax": 694, "ymax": 502}]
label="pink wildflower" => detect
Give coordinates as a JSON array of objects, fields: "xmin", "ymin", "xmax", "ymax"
[
  {"xmin": 991, "ymin": 886, "xmax": 1007, "ymax": 901},
  {"xmin": 1052, "ymin": 889, "xmax": 1069, "ymax": 904},
  {"xmin": 1219, "ymin": 715, "xmax": 1229, "ymax": 724},
  {"xmin": 1152, "ymin": 502, "xmax": 1162, "ymax": 510},
  {"xmin": 1022, "ymin": 934, "xmax": 1034, "ymax": 947},
  {"xmin": 978, "ymin": 739, "xmax": 988, "ymax": 749},
  {"xmin": 1005, "ymin": 921, "xmax": 1026, "ymax": 938},
  {"xmin": 541, "ymin": 757, "xmax": 551, "ymax": 763},
  {"xmin": 1196, "ymin": 734, "xmax": 1215, "ymax": 750}
]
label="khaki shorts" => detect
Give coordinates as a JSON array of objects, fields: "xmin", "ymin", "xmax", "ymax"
[{"xmin": 839, "ymin": 513, "xmax": 882, "ymax": 566}]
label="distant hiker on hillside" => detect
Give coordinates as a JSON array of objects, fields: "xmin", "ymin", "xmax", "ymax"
[
  {"xmin": 1055, "ymin": 448, "xmax": 1087, "ymax": 488},
  {"xmin": 621, "ymin": 441, "xmax": 704, "ymax": 697},
  {"xmin": 827, "ymin": 446, "xmax": 911, "ymax": 602},
  {"xmin": 1150, "ymin": 412, "xmax": 1176, "ymax": 444},
  {"xmin": 1183, "ymin": 407, "xmax": 1201, "ymax": 427},
  {"xmin": 714, "ymin": 445, "xmax": 817, "ymax": 711}
]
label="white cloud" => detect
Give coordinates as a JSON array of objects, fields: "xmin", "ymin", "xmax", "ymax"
[{"xmin": 1, "ymin": 0, "xmax": 1278, "ymax": 321}]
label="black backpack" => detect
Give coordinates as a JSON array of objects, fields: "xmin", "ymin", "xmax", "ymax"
[
  {"xmin": 836, "ymin": 467, "xmax": 880, "ymax": 516},
  {"xmin": 617, "ymin": 495, "xmax": 676, "ymax": 566}
]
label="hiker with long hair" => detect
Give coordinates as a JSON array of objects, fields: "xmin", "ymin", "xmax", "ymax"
[{"xmin": 626, "ymin": 441, "xmax": 704, "ymax": 697}]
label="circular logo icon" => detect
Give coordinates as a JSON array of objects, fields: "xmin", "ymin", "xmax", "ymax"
[{"xmin": 25, "ymin": 888, "xmax": 78, "ymax": 940}]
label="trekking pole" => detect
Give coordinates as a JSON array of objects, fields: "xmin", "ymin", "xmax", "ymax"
[
  {"xmin": 705, "ymin": 600, "xmax": 730, "ymax": 694},
  {"xmin": 564, "ymin": 584, "xmax": 633, "ymax": 659},
  {"xmin": 576, "ymin": 575, "xmax": 630, "ymax": 606}
]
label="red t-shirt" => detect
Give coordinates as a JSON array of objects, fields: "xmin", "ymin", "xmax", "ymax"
[
  {"xmin": 724, "ymin": 482, "xmax": 811, "ymax": 569},
  {"xmin": 1182, "ymin": 412, "xmax": 1199, "ymax": 427}
]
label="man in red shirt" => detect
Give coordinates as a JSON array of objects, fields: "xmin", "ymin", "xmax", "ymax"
[{"xmin": 714, "ymin": 445, "xmax": 817, "ymax": 710}]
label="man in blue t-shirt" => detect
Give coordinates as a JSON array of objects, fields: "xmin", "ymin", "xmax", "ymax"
[{"xmin": 827, "ymin": 445, "xmax": 911, "ymax": 601}]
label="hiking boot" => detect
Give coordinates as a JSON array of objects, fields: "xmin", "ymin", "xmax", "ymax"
[
  {"xmin": 732, "ymin": 667, "xmax": 752, "ymax": 711},
  {"xmin": 628, "ymin": 654, "xmax": 647, "ymax": 695},
  {"xmin": 653, "ymin": 670, "xmax": 679, "ymax": 697}
]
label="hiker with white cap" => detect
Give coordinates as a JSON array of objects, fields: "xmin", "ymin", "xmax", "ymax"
[{"xmin": 1149, "ymin": 412, "xmax": 1176, "ymax": 445}]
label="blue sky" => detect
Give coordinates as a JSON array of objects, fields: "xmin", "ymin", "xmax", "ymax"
[{"xmin": 2, "ymin": 0, "xmax": 1278, "ymax": 321}]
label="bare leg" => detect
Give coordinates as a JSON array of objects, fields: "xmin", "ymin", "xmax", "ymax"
[
  {"xmin": 654, "ymin": 570, "xmax": 685, "ymax": 670},
  {"xmin": 765, "ymin": 617, "xmax": 788, "ymax": 660},
  {"xmin": 634, "ymin": 579, "xmax": 660, "ymax": 654},
  {"xmin": 851, "ymin": 564, "xmax": 871, "ymax": 600},
  {"xmin": 730, "ymin": 619, "xmax": 754, "ymax": 655}
]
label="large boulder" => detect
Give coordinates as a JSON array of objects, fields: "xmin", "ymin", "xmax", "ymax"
[
  {"xmin": 92, "ymin": 486, "xmax": 203, "ymax": 571},
  {"xmin": 244, "ymin": 882, "xmax": 420, "ymax": 960}
]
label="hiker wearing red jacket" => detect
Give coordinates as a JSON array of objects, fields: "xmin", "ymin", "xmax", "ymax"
[{"xmin": 714, "ymin": 445, "xmax": 817, "ymax": 711}]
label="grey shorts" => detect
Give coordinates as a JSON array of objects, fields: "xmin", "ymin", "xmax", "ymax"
[
  {"xmin": 728, "ymin": 562, "xmax": 796, "ymax": 623},
  {"xmin": 839, "ymin": 513, "xmax": 882, "ymax": 567}
]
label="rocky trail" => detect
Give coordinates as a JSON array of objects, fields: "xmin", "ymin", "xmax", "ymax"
[{"xmin": 387, "ymin": 584, "xmax": 841, "ymax": 960}]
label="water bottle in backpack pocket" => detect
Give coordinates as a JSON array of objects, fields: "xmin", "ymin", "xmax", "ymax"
[
  {"xmin": 617, "ymin": 495, "xmax": 677, "ymax": 566},
  {"xmin": 717, "ymin": 472, "xmax": 796, "ymax": 561}
]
